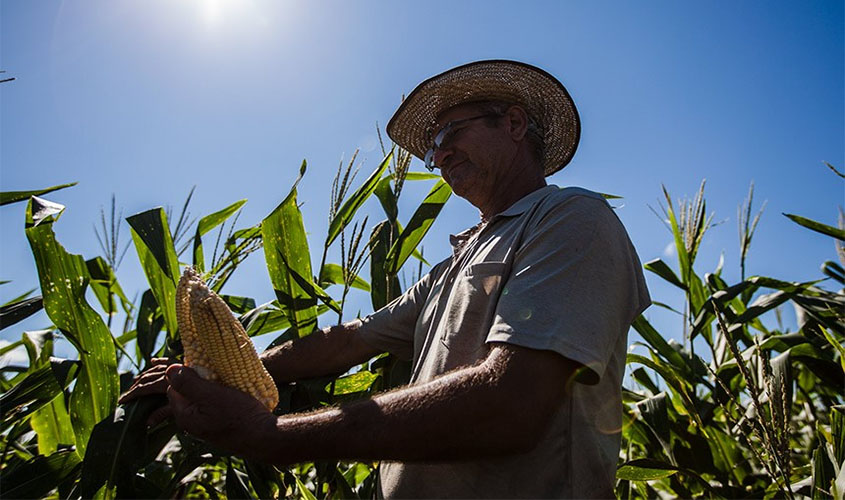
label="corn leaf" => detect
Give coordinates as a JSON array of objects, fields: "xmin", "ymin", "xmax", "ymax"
[
  {"xmin": 262, "ymin": 161, "xmax": 318, "ymax": 338},
  {"xmin": 23, "ymin": 331, "xmax": 76, "ymax": 456},
  {"xmin": 135, "ymin": 290, "xmax": 164, "ymax": 367},
  {"xmin": 192, "ymin": 199, "xmax": 247, "ymax": 272},
  {"xmin": 369, "ymin": 220, "xmax": 401, "ymax": 310},
  {"xmin": 784, "ymin": 213, "xmax": 845, "ymax": 241},
  {"xmin": 0, "ymin": 449, "xmax": 82, "ymax": 499},
  {"xmin": 0, "ymin": 296, "xmax": 43, "ymax": 331},
  {"xmin": 295, "ymin": 474, "xmax": 318, "ymax": 500},
  {"xmin": 25, "ymin": 198, "xmax": 118, "ymax": 457},
  {"xmin": 326, "ymin": 152, "xmax": 392, "ymax": 248},
  {"xmin": 632, "ymin": 316, "xmax": 690, "ymax": 375},
  {"xmin": 80, "ymin": 398, "xmax": 174, "ymax": 499},
  {"xmin": 634, "ymin": 392, "xmax": 672, "ymax": 458},
  {"xmin": 0, "ymin": 363, "xmax": 62, "ymax": 427},
  {"xmin": 0, "ymin": 182, "xmax": 77, "ymax": 206},
  {"xmin": 128, "ymin": 208, "xmax": 180, "ymax": 337},
  {"xmin": 616, "ymin": 459, "xmax": 679, "ymax": 481},
  {"xmin": 86, "ymin": 256, "xmax": 132, "ymax": 317},
  {"xmin": 225, "ymin": 459, "xmax": 254, "ymax": 499},
  {"xmin": 644, "ymin": 259, "xmax": 686, "ymax": 290},
  {"xmin": 241, "ymin": 302, "xmax": 290, "ymax": 337},
  {"xmin": 319, "ymin": 263, "xmax": 371, "ymax": 292},
  {"xmin": 384, "ymin": 179, "xmax": 451, "ymax": 275},
  {"xmin": 819, "ymin": 327, "xmax": 845, "ymax": 373},
  {"xmin": 1, "ymin": 287, "xmax": 37, "ymax": 306},
  {"xmin": 327, "ymin": 371, "xmax": 379, "ymax": 396}
]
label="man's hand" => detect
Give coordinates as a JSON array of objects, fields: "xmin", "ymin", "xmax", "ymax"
[
  {"xmin": 118, "ymin": 358, "xmax": 177, "ymax": 427},
  {"xmin": 165, "ymin": 364, "xmax": 280, "ymax": 462}
]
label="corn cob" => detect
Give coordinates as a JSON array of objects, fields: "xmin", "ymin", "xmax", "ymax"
[{"xmin": 176, "ymin": 268, "xmax": 279, "ymax": 411}]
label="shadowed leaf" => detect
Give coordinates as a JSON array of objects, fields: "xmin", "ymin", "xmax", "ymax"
[
  {"xmin": 784, "ymin": 213, "xmax": 845, "ymax": 241},
  {"xmin": 384, "ymin": 179, "xmax": 451, "ymax": 275},
  {"xmin": 128, "ymin": 208, "xmax": 180, "ymax": 337},
  {"xmin": 1, "ymin": 183, "xmax": 77, "ymax": 206}
]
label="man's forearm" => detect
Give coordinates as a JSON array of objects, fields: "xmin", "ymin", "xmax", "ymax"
[
  {"xmin": 250, "ymin": 345, "xmax": 572, "ymax": 466},
  {"xmin": 260, "ymin": 320, "xmax": 382, "ymax": 385}
]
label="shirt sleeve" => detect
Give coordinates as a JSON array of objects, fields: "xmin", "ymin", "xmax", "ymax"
[
  {"xmin": 357, "ymin": 260, "xmax": 446, "ymax": 361},
  {"xmin": 487, "ymin": 194, "xmax": 650, "ymax": 384}
]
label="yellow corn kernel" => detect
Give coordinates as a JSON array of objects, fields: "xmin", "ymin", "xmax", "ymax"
[{"xmin": 176, "ymin": 268, "xmax": 279, "ymax": 411}]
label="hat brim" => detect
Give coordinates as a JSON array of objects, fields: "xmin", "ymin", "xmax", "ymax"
[{"xmin": 386, "ymin": 60, "xmax": 580, "ymax": 176}]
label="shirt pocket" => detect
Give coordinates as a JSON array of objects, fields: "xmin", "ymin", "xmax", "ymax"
[{"xmin": 440, "ymin": 261, "xmax": 508, "ymax": 356}]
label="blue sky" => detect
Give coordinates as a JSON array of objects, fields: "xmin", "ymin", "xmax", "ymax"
[{"xmin": 1, "ymin": 1, "xmax": 843, "ymax": 363}]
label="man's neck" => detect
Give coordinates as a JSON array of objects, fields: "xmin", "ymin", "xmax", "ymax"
[{"xmin": 478, "ymin": 158, "xmax": 546, "ymax": 222}]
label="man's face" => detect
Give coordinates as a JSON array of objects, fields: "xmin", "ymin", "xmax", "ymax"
[{"xmin": 429, "ymin": 103, "xmax": 516, "ymax": 209}]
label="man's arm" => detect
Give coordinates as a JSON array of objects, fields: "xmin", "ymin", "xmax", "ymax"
[
  {"xmin": 120, "ymin": 320, "xmax": 379, "ymax": 404},
  {"xmin": 166, "ymin": 342, "xmax": 578, "ymax": 465},
  {"xmin": 260, "ymin": 320, "xmax": 382, "ymax": 385}
]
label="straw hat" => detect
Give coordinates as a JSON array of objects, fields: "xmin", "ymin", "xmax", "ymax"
[{"xmin": 386, "ymin": 59, "xmax": 580, "ymax": 176}]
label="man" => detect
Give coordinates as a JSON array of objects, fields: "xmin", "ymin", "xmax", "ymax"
[{"xmin": 122, "ymin": 60, "xmax": 650, "ymax": 498}]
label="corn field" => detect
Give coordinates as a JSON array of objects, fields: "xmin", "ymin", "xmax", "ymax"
[{"xmin": 0, "ymin": 150, "xmax": 842, "ymax": 499}]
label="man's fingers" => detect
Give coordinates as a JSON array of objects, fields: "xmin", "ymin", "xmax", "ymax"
[
  {"xmin": 165, "ymin": 364, "xmax": 210, "ymax": 401},
  {"xmin": 119, "ymin": 369, "xmax": 169, "ymax": 404},
  {"xmin": 146, "ymin": 404, "xmax": 173, "ymax": 428}
]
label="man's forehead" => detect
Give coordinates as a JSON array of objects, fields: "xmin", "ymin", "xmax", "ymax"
[{"xmin": 429, "ymin": 102, "xmax": 484, "ymax": 136}]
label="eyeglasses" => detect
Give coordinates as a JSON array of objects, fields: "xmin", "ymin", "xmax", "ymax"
[{"xmin": 423, "ymin": 113, "xmax": 501, "ymax": 171}]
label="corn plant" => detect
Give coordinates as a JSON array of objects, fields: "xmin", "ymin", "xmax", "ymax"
[
  {"xmin": 0, "ymin": 145, "xmax": 451, "ymax": 498},
  {"xmin": 618, "ymin": 176, "xmax": 844, "ymax": 499}
]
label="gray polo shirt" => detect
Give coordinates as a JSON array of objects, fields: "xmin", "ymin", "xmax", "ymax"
[{"xmin": 359, "ymin": 185, "xmax": 650, "ymax": 499}]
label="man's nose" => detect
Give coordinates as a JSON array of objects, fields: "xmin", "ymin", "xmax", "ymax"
[{"xmin": 433, "ymin": 146, "xmax": 453, "ymax": 169}]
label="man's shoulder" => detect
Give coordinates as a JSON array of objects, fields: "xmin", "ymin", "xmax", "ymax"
[
  {"xmin": 543, "ymin": 185, "xmax": 609, "ymax": 204},
  {"xmin": 535, "ymin": 185, "xmax": 614, "ymax": 219}
]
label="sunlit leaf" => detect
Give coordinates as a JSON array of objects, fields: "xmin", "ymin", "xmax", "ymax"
[
  {"xmin": 192, "ymin": 199, "xmax": 247, "ymax": 272},
  {"xmin": 25, "ymin": 198, "xmax": 118, "ymax": 457},
  {"xmin": 319, "ymin": 263, "xmax": 371, "ymax": 292},
  {"xmin": 616, "ymin": 459, "xmax": 679, "ymax": 481},
  {"xmin": 262, "ymin": 161, "xmax": 318, "ymax": 338},
  {"xmin": 327, "ymin": 371, "xmax": 379, "ymax": 396},
  {"xmin": 23, "ymin": 332, "xmax": 76, "ymax": 456}
]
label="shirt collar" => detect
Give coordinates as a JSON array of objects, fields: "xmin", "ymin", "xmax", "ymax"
[
  {"xmin": 494, "ymin": 184, "xmax": 559, "ymax": 219},
  {"xmin": 448, "ymin": 185, "xmax": 559, "ymax": 254}
]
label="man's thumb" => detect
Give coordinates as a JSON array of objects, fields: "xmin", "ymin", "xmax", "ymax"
[{"xmin": 165, "ymin": 364, "xmax": 199, "ymax": 394}]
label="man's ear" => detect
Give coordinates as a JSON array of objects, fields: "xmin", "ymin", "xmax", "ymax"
[{"xmin": 505, "ymin": 105, "xmax": 529, "ymax": 141}]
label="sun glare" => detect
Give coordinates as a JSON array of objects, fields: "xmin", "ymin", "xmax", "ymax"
[{"xmin": 195, "ymin": 0, "xmax": 274, "ymax": 32}]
